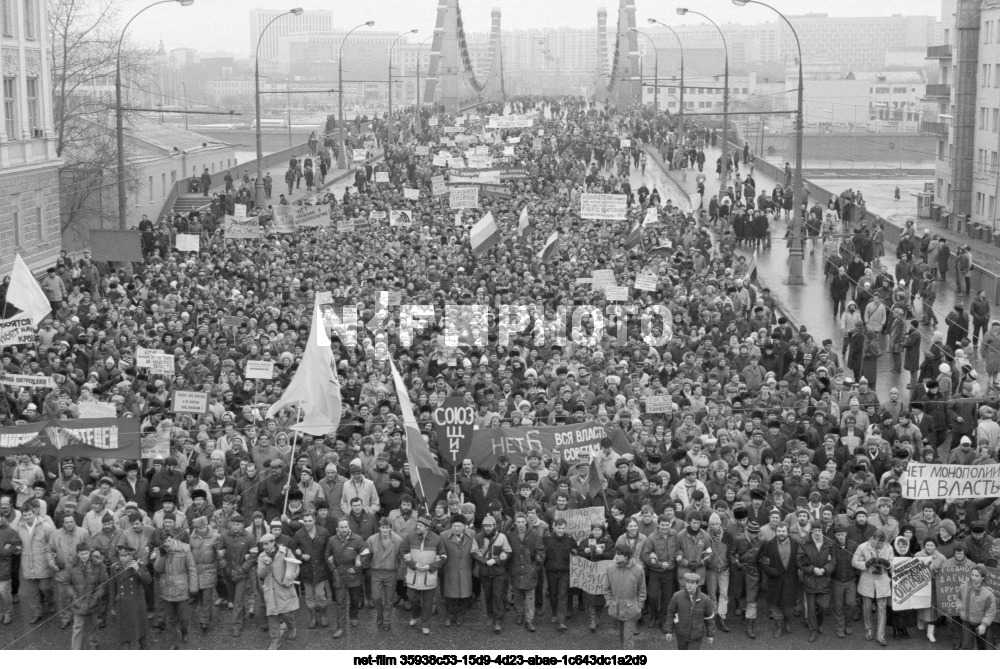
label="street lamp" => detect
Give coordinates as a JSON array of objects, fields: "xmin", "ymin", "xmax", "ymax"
[
  {"xmin": 627, "ymin": 28, "xmax": 658, "ymax": 111},
  {"xmin": 387, "ymin": 29, "xmax": 418, "ymax": 149},
  {"xmin": 733, "ymin": 0, "xmax": 804, "ymax": 284},
  {"xmin": 678, "ymin": 7, "xmax": 729, "ymax": 201},
  {"xmin": 254, "ymin": 8, "xmax": 303, "ymax": 208},
  {"xmin": 115, "ymin": 0, "xmax": 194, "ymax": 230},
  {"xmin": 415, "ymin": 35, "xmax": 434, "ymax": 136},
  {"xmin": 647, "ymin": 18, "xmax": 684, "ymax": 140},
  {"xmin": 337, "ymin": 20, "xmax": 375, "ymax": 169}
]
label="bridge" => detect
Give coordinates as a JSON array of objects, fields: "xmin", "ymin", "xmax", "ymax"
[{"xmin": 421, "ymin": 0, "xmax": 639, "ymax": 112}]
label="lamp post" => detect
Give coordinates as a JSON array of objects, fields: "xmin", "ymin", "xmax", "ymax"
[
  {"xmin": 678, "ymin": 7, "xmax": 729, "ymax": 201},
  {"xmin": 627, "ymin": 28, "xmax": 658, "ymax": 111},
  {"xmin": 115, "ymin": 0, "xmax": 194, "ymax": 230},
  {"xmin": 733, "ymin": 0, "xmax": 804, "ymax": 284},
  {"xmin": 254, "ymin": 8, "xmax": 303, "ymax": 208},
  {"xmin": 337, "ymin": 20, "xmax": 375, "ymax": 169},
  {"xmin": 387, "ymin": 29, "xmax": 418, "ymax": 149},
  {"xmin": 648, "ymin": 18, "xmax": 684, "ymax": 140},
  {"xmin": 415, "ymin": 34, "xmax": 433, "ymax": 136}
]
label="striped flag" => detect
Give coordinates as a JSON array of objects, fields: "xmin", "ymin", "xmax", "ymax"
[
  {"xmin": 538, "ymin": 232, "xmax": 560, "ymax": 263},
  {"xmin": 623, "ymin": 221, "xmax": 642, "ymax": 250},
  {"xmin": 389, "ymin": 357, "xmax": 447, "ymax": 507},
  {"xmin": 517, "ymin": 205, "xmax": 530, "ymax": 237},
  {"xmin": 470, "ymin": 211, "xmax": 500, "ymax": 257}
]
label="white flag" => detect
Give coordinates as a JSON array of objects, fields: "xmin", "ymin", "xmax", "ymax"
[{"xmin": 5, "ymin": 254, "xmax": 51, "ymax": 326}]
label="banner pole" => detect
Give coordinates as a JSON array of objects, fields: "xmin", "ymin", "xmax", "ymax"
[{"xmin": 282, "ymin": 404, "xmax": 303, "ymax": 514}]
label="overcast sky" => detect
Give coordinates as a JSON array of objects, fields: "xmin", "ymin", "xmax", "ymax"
[{"xmin": 122, "ymin": 0, "xmax": 943, "ymax": 55}]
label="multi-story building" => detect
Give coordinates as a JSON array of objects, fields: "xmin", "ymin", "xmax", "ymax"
[
  {"xmin": 971, "ymin": 0, "xmax": 1000, "ymax": 228},
  {"xmin": 249, "ymin": 9, "xmax": 333, "ymax": 72},
  {"xmin": 0, "ymin": 0, "xmax": 62, "ymax": 274},
  {"xmin": 640, "ymin": 73, "xmax": 758, "ymax": 114}
]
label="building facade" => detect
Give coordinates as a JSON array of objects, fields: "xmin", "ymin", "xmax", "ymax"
[
  {"xmin": 0, "ymin": 0, "xmax": 62, "ymax": 275},
  {"xmin": 249, "ymin": 9, "xmax": 333, "ymax": 71}
]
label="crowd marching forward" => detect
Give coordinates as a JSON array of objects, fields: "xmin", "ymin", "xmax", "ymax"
[{"xmin": 0, "ymin": 95, "xmax": 998, "ymax": 654}]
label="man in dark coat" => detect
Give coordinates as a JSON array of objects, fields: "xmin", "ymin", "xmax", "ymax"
[
  {"xmin": 290, "ymin": 511, "xmax": 332, "ymax": 629},
  {"xmin": 471, "ymin": 468, "xmax": 507, "ymax": 528},
  {"xmin": 664, "ymin": 572, "xmax": 716, "ymax": 649},
  {"xmin": 757, "ymin": 523, "xmax": 800, "ymax": 638},
  {"xmin": 796, "ymin": 520, "xmax": 835, "ymax": 641},
  {"xmin": 946, "ymin": 302, "xmax": 969, "ymax": 350}
]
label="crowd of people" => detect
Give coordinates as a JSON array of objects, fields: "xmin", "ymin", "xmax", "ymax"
[{"xmin": 0, "ymin": 94, "xmax": 999, "ymax": 654}]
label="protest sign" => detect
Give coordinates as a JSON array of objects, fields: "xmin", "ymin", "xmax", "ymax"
[
  {"xmin": 172, "ymin": 390, "xmax": 208, "ymax": 414},
  {"xmin": 503, "ymin": 146, "xmax": 515, "ymax": 156},
  {"xmin": 369, "ymin": 211, "xmax": 387, "ymax": 222},
  {"xmin": 271, "ymin": 205, "xmax": 295, "ymax": 234},
  {"xmin": 432, "ymin": 397, "xmax": 477, "ymax": 466},
  {"xmin": 644, "ymin": 395, "xmax": 673, "ymax": 414},
  {"xmin": 0, "ymin": 373, "xmax": 53, "ymax": 389},
  {"xmin": 432, "ymin": 175, "xmax": 448, "ymax": 197},
  {"xmin": 532, "ymin": 138, "xmax": 542, "ymax": 151},
  {"xmin": 415, "ymin": 145, "xmax": 430, "ymax": 156},
  {"xmin": 77, "ymin": 402, "xmax": 117, "ymax": 419},
  {"xmin": 444, "ymin": 126, "xmax": 462, "ymax": 134},
  {"xmin": 175, "ymin": 234, "xmax": 200, "ymax": 253},
  {"xmin": 580, "ymin": 193, "xmax": 627, "ymax": 220},
  {"xmin": 591, "ymin": 270, "xmax": 617, "ymax": 291},
  {"xmin": 451, "ymin": 168, "xmax": 501, "ymax": 185},
  {"xmin": 643, "ymin": 208, "xmax": 658, "ymax": 227},
  {"xmin": 222, "ymin": 315, "xmax": 241, "ymax": 330},
  {"xmin": 604, "ymin": 286, "xmax": 629, "ymax": 302},
  {"xmin": 233, "ymin": 204, "xmax": 247, "ymax": 219},
  {"xmin": 478, "ymin": 183, "xmax": 513, "ymax": 199},
  {"xmin": 404, "ymin": 187, "xmax": 420, "ymax": 201},
  {"xmin": 450, "ymin": 186, "xmax": 480, "ymax": 210},
  {"xmin": 375, "ymin": 172, "xmax": 389, "ymax": 183},
  {"xmin": 0, "ymin": 318, "xmax": 34, "ymax": 347},
  {"xmin": 136, "ymin": 347, "xmax": 174, "ymax": 375},
  {"xmin": 634, "ymin": 272, "xmax": 658, "ymax": 291},
  {"xmin": 352, "ymin": 149, "xmax": 367, "ymax": 161},
  {"xmin": 985, "ymin": 566, "xmax": 1000, "ymax": 603},
  {"xmin": 0, "ymin": 418, "xmax": 141, "ymax": 459},
  {"xmin": 891, "ymin": 556, "xmax": 932, "ymax": 611},
  {"xmin": 554, "ymin": 507, "xmax": 606, "ymax": 543},
  {"xmin": 902, "ymin": 462, "xmax": 1000, "ymax": 499},
  {"xmin": 432, "ymin": 155, "xmax": 450, "ymax": 167},
  {"xmin": 467, "ymin": 422, "xmax": 630, "ymax": 469},
  {"xmin": 428, "ymin": 116, "xmax": 439, "ymax": 127},
  {"xmin": 621, "ymin": 138, "xmax": 631, "ymax": 148},
  {"xmin": 223, "ymin": 216, "xmax": 262, "ymax": 239},
  {"xmin": 141, "ymin": 432, "xmax": 171, "ymax": 460},
  {"xmin": 486, "ymin": 114, "xmax": 534, "ymax": 129},
  {"xmin": 245, "ymin": 360, "xmax": 275, "ymax": 379},
  {"xmin": 389, "ymin": 210, "xmax": 413, "ymax": 227},
  {"xmin": 935, "ymin": 562, "xmax": 973, "ymax": 615},
  {"xmin": 569, "ymin": 555, "xmax": 612, "ymax": 595},
  {"xmin": 337, "ymin": 220, "xmax": 356, "ymax": 234},
  {"xmin": 293, "ymin": 204, "xmax": 329, "ymax": 228}
]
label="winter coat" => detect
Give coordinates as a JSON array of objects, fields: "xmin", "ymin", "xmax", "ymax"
[
  {"xmin": 796, "ymin": 538, "xmax": 835, "ymax": 594},
  {"xmin": 257, "ymin": 545, "xmax": 300, "ymax": 616},
  {"xmin": 398, "ymin": 530, "xmax": 445, "ymax": 590},
  {"xmin": 0, "ymin": 525, "xmax": 21, "ymax": 581},
  {"xmin": 472, "ymin": 530, "xmax": 511, "ymax": 577},
  {"xmin": 758, "ymin": 538, "xmax": 800, "ymax": 611},
  {"xmin": 189, "ymin": 528, "xmax": 222, "ymax": 589},
  {"xmin": 107, "ymin": 557, "xmax": 151, "ymax": 643},
  {"xmin": 982, "ymin": 325, "xmax": 1000, "ymax": 375},
  {"xmin": 325, "ymin": 531, "xmax": 368, "ymax": 589},
  {"xmin": 852, "ymin": 538, "xmax": 893, "ymax": 598},
  {"xmin": 505, "ymin": 527, "xmax": 545, "ymax": 590},
  {"xmin": 639, "ymin": 529, "xmax": 679, "ymax": 573},
  {"xmin": 17, "ymin": 519, "xmax": 56, "ymax": 579},
  {"xmin": 220, "ymin": 530, "xmax": 254, "ymax": 582},
  {"xmin": 65, "ymin": 556, "xmax": 108, "ymax": 615},
  {"xmin": 290, "ymin": 526, "xmax": 331, "ymax": 583},
  {"xmin": 153, "ymin": 542, "xmax": 197, "ymax": 601},
  {"xmin": 439, "ymin": 528, "xmax": 475, "ymax": 598},
  {"xmin": 664, "ymin": 588, "xmax": 716, "ymax": 640},
  {"xmin": 603, "ymin": 559, "xmax": 646, "ymax": 621},
  {"xmin": 676, "ymin": 528, "xmax": 711, "ymax": 584}
]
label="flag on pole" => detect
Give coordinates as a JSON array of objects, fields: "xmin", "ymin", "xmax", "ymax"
[
  {"xmin": 538, "ymin": 232, "xmax": 560, "ymax": 263},
  {"xmin": 389, "ymin": 357, "xmax": 447, "ymax": 505},
  {"xmin": 5, "ymin": 254, "xmax": 51, "ymax": 326},
  {"xmin": 265, "ymin": 303, "xmax": 343, "ymax": 436},
  {"xmin": 623, "ymin": 221, "xmax": 642, "ymax": 251},
  {"xmin": 470, "ymin": 211, "xmax": 500, "ymax": 257},
  {"xmin": 516, "ymin": 205, "xmax": 530, "ymax": 238}
]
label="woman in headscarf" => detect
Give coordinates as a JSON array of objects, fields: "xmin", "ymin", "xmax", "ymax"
[{"xmin": 887, "ymin": 529, "xmax": 918, "ymax": 639}]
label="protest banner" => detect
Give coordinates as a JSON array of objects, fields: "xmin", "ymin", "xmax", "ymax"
[
  {"xmin": 498, "ymin": 167, "xmax": 529, "ymax": 180},
  {"xmin": 643, "ymin": 208, "xmax": 658, "ymax": 227},
  {"xmin": 404, "ymin": 187, "xmax": 420, "ymax": 201},
  {"xmin": 77, "ymin": 402, "xmax": 117, "ymax": 419},
  {"xmin": 444, "ymin": 126, "xmax": 462, "ymax": 134},
  {"xmin": 432, "ymin": 175, "xmax": 448, "ymax": 197},
  {"xmin": 136, "ymin": 347, "xmax": 175, "ymax": 376},
  {"xmin": 554, "ymin": 507, "xmax": 606, "ymax": 543},
  {"xmin": 486, "ymin": 114, "xmax": 534, "ymax": 129},
  {"xmin": 591, "ymin": 270, "xmax": 617, "ymax": 291},
  {"xmin": 428, "ymin": 116, "xmax": 439, "ymax": 127},
  {"xmin": 245, "ymin": 360, "xmax": 275, "ymax": 379},
  {"xmin": 580, "ymin": 193, "xmax": 627, "ymax": 220},
  {"xmin": 891, "ymin": 556, "xmax": 933, "ymax": 611},
  {"xmin": 935, "ymin": 562, "xmax": 973, "ymax": 615},
  {"xmin": 450, "ymin": 168, "xmax": 501, "ymax": 185},
  {"xmin": 503, "ymin": 146, "xmax": 515, "ymax": 156},
  {"xmin": 0, "ymin": 318, "xmax": 34, "ymax": 347},
  {"xmin": 233, "ymin": 204, "xmax": 247, "ymax": 219},
  {"xmin": 370, "ymin": 211, "xmax": 387, "ymax": 222},
  {"xmin": 223, "ymin": 216, "xmax": 262, "ymax": 239},
  {"xmin": 644, "ymin": 395, "xmax": 673, "ymax": 414},
  {"xmin": 221, "ymin": 315, "xmax": 241, "ymax": 330},
  {"xmin": 450, "ymin": 186, "xmax": 480, "ymax": 210},
  {"xmin": 569, "ymin": 555, "xmax": 612, "ymax": 595},
  {"xmin": 432, "ymin": 155, "xmax": 450, "ymax": 167},
  {"xmin": 985, "ymin": 566, "xmax": 1000, "ymax": 603},
  {"xmin": 634, "ymin": 272, "xmax": 658, "ymax": 291},
  {"xmin": 271, "ymin": 205, "xmax": 295, "ymax": 234},
  {"xmin": 478, "ymin": 183, "xmax": 513, "ymax": 200},
  {"xmin": 621, "ymin": 138, "xmax": 631, "ymax": 148},
  {"xmin": 415, "ymin": 145, "xmax": 430, "ymax": 156},
  {"xmin": 172, "ymin": 390, "xmax": 208, "ymax": 414},
  {"xmin": 352, "ymin": 149, "xmax": 367, "ymax": 161},
  {"xmin": 375, "ymin": 172, "xmax": 389, "ymax": 183},
  {"xmin": 604, "ymin": 286, "xmax": 629, "ymax": 302},
  {"xmin": 532, "ymin": 138, "xmax": 542, "ymax": 151},
  {"xmin": 467, "ymin": 422, "xmax": 630, "ymax": 469},
  {"xmin": 902, "ymin": 462, "xmax": 1000, "ymax": 499},
  {"xmin": 293, "ymin": 204, "xmax": 329, "ymax": 228},
  {"xmin": 141, "ymin": 432, "xmax": 171, "ymax": 460},
  {"xmin": 389, "ymin": 210, "xmax": 413, "ymax": 227},
  {"xmin": 432, "ymin": 397, "xmax": 477, "ymax": 466},
  {"xmin": 465, "ymin": 155, "xmax": 494, "ymax": 168},
  {"xmin": 175, "ymin": 234, "xmax": 200, "ymax": 253},
  {"xmin": 337, "ymin": 220, "xmax": 356, "ymax": 234},
  {"xmin": 0, "ymin": 373, "xmax": 54, "ymax": 389},
  {"xmin": 0, "ymin": 418, "xmax": 141, "ymax": 458}
]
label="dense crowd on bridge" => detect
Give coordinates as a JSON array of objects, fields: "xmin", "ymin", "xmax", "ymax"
[{"xmin": 0, "ymin": 94, "xmax": 999, "ymax": 654}]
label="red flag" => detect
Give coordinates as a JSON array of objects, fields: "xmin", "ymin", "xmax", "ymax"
[{"xmin": 389, "ymin": 357, "xmax": 447, "ymax": 506}]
